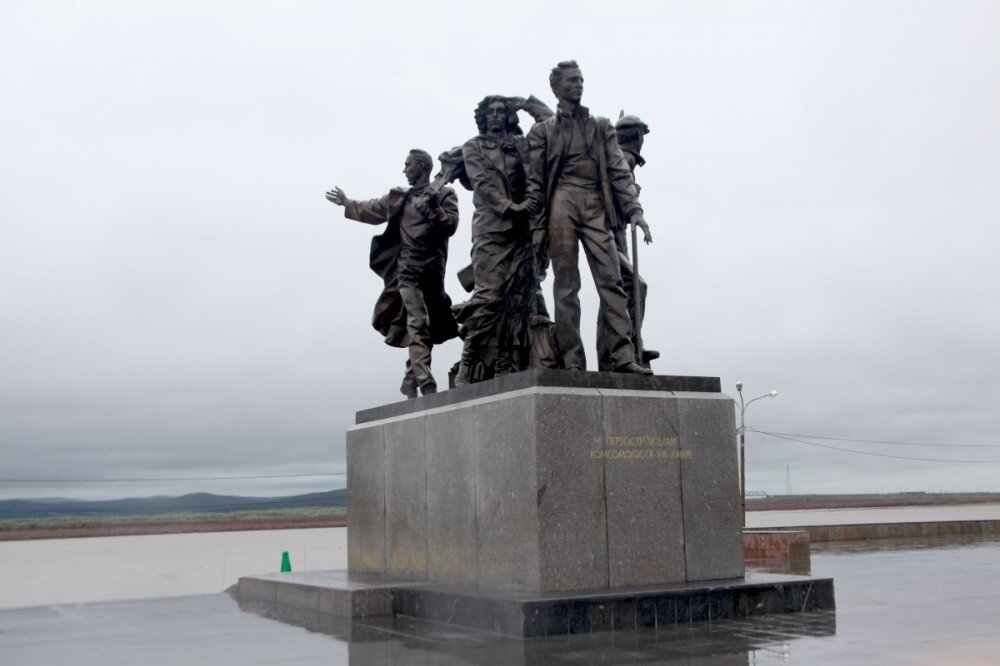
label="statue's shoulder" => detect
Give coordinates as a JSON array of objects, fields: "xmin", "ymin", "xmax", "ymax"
[
  {"xmin": 528, "ymin": 116, "xmax": 556, "ymax": 138},
  {"xmin": 591, "ymin": 116, "xmax": 618, "ymax": 144},
  {"xmin": 386, "ymin": 187, "xmax": 409, "ymax": 208},
  {"xmin": 462, "ymin": 135, "xmax": 487, "ymax": 153},
  {"xmin": 593, "ymin": 115, "xmax": 614, "ymax": 130}
]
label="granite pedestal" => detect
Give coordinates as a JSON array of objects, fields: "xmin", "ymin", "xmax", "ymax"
[
  {"xmin": 236, "ymin": 370, "xmax": 835, "ymax": 636},
  {"xmin": 348, "ymin": 369, "xmax": 742, "ymax": 591}
]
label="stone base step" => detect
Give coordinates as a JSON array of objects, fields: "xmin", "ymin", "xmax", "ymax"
[{"xmin": 234, "ymin": 569, "xmax": 835, "ymax": 638}]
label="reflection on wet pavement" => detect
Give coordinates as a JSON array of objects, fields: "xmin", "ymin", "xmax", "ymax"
[{"xmin": 240, "ymin": 595, "xmax": 836, "ymax": 664}]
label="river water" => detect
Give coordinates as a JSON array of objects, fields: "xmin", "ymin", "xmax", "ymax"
[
  {"xmin": 0, "ymin": 527, "xmax": 348, "ymax": 609},
  {"xmin": 2, "ymin": 503, "xmax": 998, "ymax": 609}
]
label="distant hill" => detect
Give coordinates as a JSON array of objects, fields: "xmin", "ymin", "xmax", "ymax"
[{"xmin": 0, "ymin": 489, "xmax": 347, "ymax": 519}]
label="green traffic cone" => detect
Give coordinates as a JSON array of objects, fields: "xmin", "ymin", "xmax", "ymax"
[{"xmin": 280, "ymin": 550, "xmax": 292, "ymax": 572}]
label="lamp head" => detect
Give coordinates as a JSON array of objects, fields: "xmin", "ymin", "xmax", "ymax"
[
  {"xmin": 769, "ymin": 390, "xmax": 778, "ymax": 397},
  {"xmin": 735, "ymin": 382, "xmax": 743, "ymax": 392}
]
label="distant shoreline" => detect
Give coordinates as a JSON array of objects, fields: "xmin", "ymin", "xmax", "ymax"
[
  {"xmin": 748, "ymin": 492, "xmax": 1000, "ymax": 511},
  {"xmin": 0, "ymin": 515, "xmax": 348, "ymax": 541},
  {"xmin": 4, "ymin": 493, "xmax": 1000, "ymax": 541}
]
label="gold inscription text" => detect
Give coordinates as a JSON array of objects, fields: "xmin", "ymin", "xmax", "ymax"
[{"xmin": 604, "ymin": 435, "xmax": 679, "ymax": 447}]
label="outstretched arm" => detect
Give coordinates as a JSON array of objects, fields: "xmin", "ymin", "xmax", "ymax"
[
  {"xmin": 325, "ymin": 186, "xmax": 389, "ymax": 225},
  {"xmin": 325, "ymin": 186, "xmax": 348, "ymax": 206}
]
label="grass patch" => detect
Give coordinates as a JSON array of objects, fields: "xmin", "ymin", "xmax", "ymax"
[{"xmin": 0, "ymin": 506, "xmax": 347, "ymax": 531}]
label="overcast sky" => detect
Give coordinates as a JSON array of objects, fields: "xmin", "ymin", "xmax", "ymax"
[{"xmin": 2, "ymin": 1, "xmax": 998, "ymax": 501}]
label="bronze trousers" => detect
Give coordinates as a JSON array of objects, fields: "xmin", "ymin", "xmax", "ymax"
[
  {"xmin": 597, "ymin": 249, "xmax": 647, "ymax": 371},
  {"xmin": 397, "ymin": 259, "xmax": 444, "ymax": 382},
  {"xmin": 548, "ymin": 187, "xmax": 636, "ymax": 370}
]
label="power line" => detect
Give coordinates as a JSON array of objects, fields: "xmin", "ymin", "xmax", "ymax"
[
  {"xmin": 0, "ymin": 472, "xmax": 345, "ymax": 483},
  {"xmin": 758, "ymin": 430, "xmax": 1000, "ymax": 449},
  {"xmin": 751, "ymin": 429, "xmax": 1000, "ymax": 463}
]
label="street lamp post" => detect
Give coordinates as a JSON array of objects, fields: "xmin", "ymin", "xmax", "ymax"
[{"xmin": 735, "ymin": 382, "xmax": 778, "ymax": 527}]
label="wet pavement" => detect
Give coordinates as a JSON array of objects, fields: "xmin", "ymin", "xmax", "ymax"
[{"xmin": 1, "ymin": 535, "xmax": 998, "ymax": 664}]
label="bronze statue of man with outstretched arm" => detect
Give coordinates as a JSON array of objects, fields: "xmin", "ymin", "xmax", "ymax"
[{"xmin": 326, "ymin": 149, "xmax": 459, "ymax": 397}]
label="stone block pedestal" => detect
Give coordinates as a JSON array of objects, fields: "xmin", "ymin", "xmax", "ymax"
[
  {"xmin": 347, "ymin": 369, "xmax": 743, "ymax": 591},
  {"xmin": 235, "ymin": 370, "xmax": 835, "ymax": 637}
]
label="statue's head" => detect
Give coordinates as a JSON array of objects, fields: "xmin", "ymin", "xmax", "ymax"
[
  {"xmin": 474, "ymin": 95, "xmax": 523, "ymax": 136},
  {"xmin": 615, "ymin": 114, "xmax": 650, "ymax": 153},
  {"xmin": 549, "ymin": 60, "xmax": 583, "ymax": 104},
  {"xmin": 404, "ymin": 149, "xmax": 433, "ymax": 186}
]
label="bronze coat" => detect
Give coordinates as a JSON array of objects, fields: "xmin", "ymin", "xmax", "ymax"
[
  {"xmin": 526, "ymin": 105, "xmax": 642, "ymax": 233},
  {"xmin": 344, "ymin": 187, "xmax": 459, "ymax": 348}
]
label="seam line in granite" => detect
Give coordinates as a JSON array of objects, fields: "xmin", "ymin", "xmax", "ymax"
[
  {"xmin": 423, "ymin": 413, "xmax": 429, "ymax": 582},
  {"xmin": 678, "ymin": 398, "xmax": 689, "ymax": 583},
  {"xmin": 472, "ymin": 402, "xmax": 480, "ymax": 588},
  {"xmin": 598, "ymin": 389, "xmax": 612, "ymax": 589},
  {"xmin": 349, "ymin": 386, "xmax": 605, "ymax": 428},
  {"xmin": 381, "ymin": 423, "xmax": 387, "ymax": 576}
]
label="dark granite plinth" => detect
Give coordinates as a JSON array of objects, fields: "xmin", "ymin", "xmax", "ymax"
[
  {"xmin": 347, "ymin": 381, "xmax": 742, "ymax": 592},
  {"xmin": 392, "ymin": 575, "xmax": 834, "ymax": 637},
  {"xmin": 234, "ymin": 570, "xmax": 835, "ymax": 638},
  {"xmin": 356, "ymin": 369, "xmax": 720, "ymax": 423}
]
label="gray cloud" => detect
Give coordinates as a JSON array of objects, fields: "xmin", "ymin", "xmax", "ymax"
[{"xmin": 2, "ymin": 0, "xmax": 998, "ymax": 500}]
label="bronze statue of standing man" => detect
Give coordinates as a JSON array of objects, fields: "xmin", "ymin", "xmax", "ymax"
[
  {"xmin": 326, "ymin": 149, "xmax": 459, "ymax": 397},
  {"xmin": 526, "ymin": 61, "xmax": 653, "ymax": 374},
  {"xmin": 596, "ymin": 113, "xmax": 659, "ymax": 371}
]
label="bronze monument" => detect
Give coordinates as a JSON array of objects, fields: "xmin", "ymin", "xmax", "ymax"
[{"xmin": 326, "ymin": 60, "xmax": 661, "ymax": 395}]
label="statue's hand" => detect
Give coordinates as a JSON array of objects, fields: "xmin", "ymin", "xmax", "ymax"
[
  {"xmin": 632, "ymin": 212, "xmax": 653, "ymax": 244},
  {"xmin": 325, "ymin": 186, "xmax": 348, "ymax": 207},
  {"xmin": 507, "ymin": 96, "xmax": 526, "ymax": 110},
  {"xmin": 507, "ymin": 201, "xmax": 528, "ymax": 219},
  {"xmin": 425, "ymin": 191, "xmax": 440, "ymax": 212},
  {"xmin": 414, "ymin": 191, "xmax": 440, "ymax": 217},
  {"xmin": 508, "ymin": 199, "xmax": 541, "ymax": 220}
]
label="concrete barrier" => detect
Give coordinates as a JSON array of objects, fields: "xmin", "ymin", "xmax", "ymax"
[
  {"xmin": 743, "ymin": 530, "xmax": 811, "ymax": 574},
  {"xmin": 799, "ymin": 519, "xmax": 1000, "ymax": 542}
]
